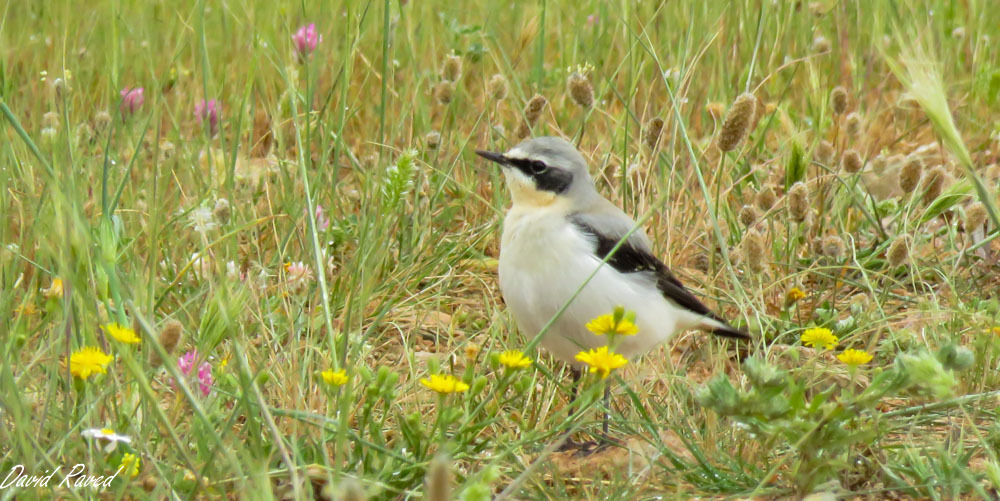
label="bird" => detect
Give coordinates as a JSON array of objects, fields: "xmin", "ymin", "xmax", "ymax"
[{"xmin": 476, "ymin": 136, "xmax": 749, "ymax": 449}]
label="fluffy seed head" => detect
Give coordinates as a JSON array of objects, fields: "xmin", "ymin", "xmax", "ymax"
[
  {"xmin": 433, "ymin": 81, "xmax": 455, "ymax": 105},
  {"xmin": 567, "ymin": 72, "xmax": 594, "ymax": 108},
  {"xmin": 487, "ymin": 74, "xmax": 508, "ymax": 100},
  {"xmin": 887, "ymin": 234, "xmax": 912, "ymax": 267},
  {"xmin": 94, "ymin": 111, "xmax": 112, "ymax": 132},
  {"xmin": 898, "ymin": 157, "xmax": 923, "ymax": 193},
  {"xmin": 524, "ymin": 94, "xmax": 548, "ymax": 121},
  {"xmin": 965, "ymin": 202, "xmax": 988, "ymax": 232},
  {"xmin": 424, "ymin": 131, "xmax": 441, "ymax": 150},
  {"xmin": 739, "ymin": 204, "xmax": 761, "ymax": 227},
  {"xmin": 717, "ymin": 93, "xmax": 757, "ymax": 152},
  {"xmin": 741, "ymin": 229, "xmax": 766, "ymax": 272},
  {"xmin": 212, "ymin": 198, "xmax": 231, "ymax": 224},
  {"xmin": 150, "ymin": 320, "xmax": 183, "ymax": 367},
  {"xmin": 425, "ymin": 455, "xmax": 451, "ymax": 501},
  {"xmin": 922, "ymin": 166, "xmax": 946, "ymax": 204},
  {"xmin": 841, "ymin": 149, "xmax": 864, "ymax": 173},
  {"xmin": 441, "ymin": 53, "xmax": 463, "ymax": 82},
  {"xmin": 821, "ymin": 235, "xmax": 845, "ymax": 258},
  {"xmin": 755, "ymin": 185, "xmax": 777, "ymax": 211},
  {"xmin": 830, "ymin": 86, "xmax": 848, "ymax": 115},
  {"xmin": 812, "ymin": 35, "xmax": 831, "ymax": 53},
  {"xmin": 644, "ymin": 118, "xmax": 664, "ymax": 150},
  {"xmin": 845, "ymin": 112, "xmax": 862, "ymax": 136},
  {"xmin": 815, "ymin": 140, "xmax": 835, "ymax": 164},
  {"xmin": 787, "ymin": 182, "xmax": 810, "ymax": 222},
  {"xmin": 514, "ymin": 121, "xmax": 532, "ymax": 140}
]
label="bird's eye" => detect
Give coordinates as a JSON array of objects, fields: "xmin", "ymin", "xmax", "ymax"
[{"xmin": 530, "ymin": 160, "xmax": 548, "ymax": 174}]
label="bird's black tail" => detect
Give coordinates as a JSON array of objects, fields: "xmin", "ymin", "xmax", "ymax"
[{"xmin": 702, "ymin": 315, "xmax": 751, "ymax": 340}]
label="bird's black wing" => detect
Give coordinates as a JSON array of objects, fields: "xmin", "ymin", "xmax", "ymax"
[{"xmin": 570, "ymin": 216, "xmax": 748, "ymax": 340}]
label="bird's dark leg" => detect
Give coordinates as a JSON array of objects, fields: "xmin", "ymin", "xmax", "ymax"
[
  {"xmin": 557, "ymin": 367, "xmax": 588, "ymax": 453},
  {"xmin": 601, "ymin": 383, "xmax": 610, "ymax": 438},
  {"xmin": 568, "ymin": 367, "xmax": 582, "ymax": 410}
]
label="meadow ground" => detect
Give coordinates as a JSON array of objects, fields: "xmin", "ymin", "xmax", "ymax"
[{"xmin": 2, "ymin": 0, "xmax": 1000, "ymax": 499}]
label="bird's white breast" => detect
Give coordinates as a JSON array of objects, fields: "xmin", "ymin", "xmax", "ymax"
[{"xmin": 499, "ymin": 206, "xmax": 695, "ymax": 365}]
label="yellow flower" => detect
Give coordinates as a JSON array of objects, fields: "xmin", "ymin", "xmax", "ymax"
[
  {"xmin": 585, "ymin": 312, "xmax": 639, "ymax": 337},
  {"xmin": 800, "ymin": 327, "xmax": 839, "ymax": 350},
  {"xmin": 41, "ymin": 278, "xmax": 63, "ymax": 299},
  {"xmin": 991, "ymin": 326, "xmax": 1000, "ymax": 336},
  {"xmin": 69, "ymin": 347, "xmax": 113, "ymax": 379},
  {"xmin": 574, "ymin": 346, "xmax": 628, "ymax": 379},
  {"xmin": 420, "ymin": 374, "xmax": 469, "ymax": 394},
  {"xmin": 13, "ymin": 302, "xmax": 40, "ymax": 316},
  {"xmin": 121, "ymin": 452, "xmax": 140, "ymax": 478},
  {"xmin": 321, "ymin": 368, "xmax": 348, "ymax": 387},
  {"xmin": 785, "ymin": 287, "xmax": 807, "ymax": 304},
  {"xmin": 837, "ymin": 349, "xmax": 873, "ymax": 366},
  {"xmin": 498, "ymin": 350, "xmax": 532, "ymax": 369},
  {"xmin": 104, "ymin": 323, "xmax": 140, "ymax": 344}
]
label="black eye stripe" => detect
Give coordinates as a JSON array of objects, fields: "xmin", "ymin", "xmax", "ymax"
[{"xmin": 507, "ymin": 158, "xmax": 546, "ymax": 173}]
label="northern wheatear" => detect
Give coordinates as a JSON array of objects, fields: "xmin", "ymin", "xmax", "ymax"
[{"xmin": 477, "ymin": 136, "xmax": 748, "ymax": 447}]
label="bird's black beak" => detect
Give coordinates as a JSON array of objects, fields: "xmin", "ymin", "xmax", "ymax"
[{"xmin": 475, "ymin": 150, "xmax": 508, "ymax": 167}]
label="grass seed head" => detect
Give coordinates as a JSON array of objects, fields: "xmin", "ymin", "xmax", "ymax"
[
  {"xmin": 94, "ymin": 110, "xmax": 112, "ymax": 132},
  {"xmin": 424, "ymin": 131, "xmax": 441, "ymax": 150},
  {"xmin": 426, "ymin": 455, "xmax": 452, "ymax": 501},
  {"xmin": 922, "ymin": 165, "xmax": 946, "ymax": 204},
  {"xmin": 815, "ymin": 140, "xmax": 835, "ymax": 164},
  {"xmin": 718, "ymin": 92, "xmax": 757, "ymax": 152},
  {"xmin": 788, "ymin": 181, "xmax": 810, "ymax": 222},
  {"xmin": 644, "ymin": 118, "xmax": 664, "ymax": 150},
  {"xmin": 821, "ymin": 235, "xmax": 845, "ymax": 258},
  {"xmin": 739, "ymin": 204, "xmax": 761, "ymax": 227},
  {"xmin": 567, "ymin": 72, "xmax": 594, "ymax": 108},
  {"xmin": 742, "ymin": 229, "xmax": 766, "ymax": 272},
  {"xmin": 831, "ymin": 86, "xmax": 848, "ymax": 115},
  {"xmin": 150, "ymin": 319, "xmax": 183, "ymax": 367},
  {"xmin": 813, "ymin": 35, "xmax": 831, "ymax": 53},
  {"xmin": 845, "ymin": 112, "xmax": 862, "ymax": 136},
  {"xmin": 441, "ymin": 52, "xmax": 462, "ymax": 82},
  {"xmin": 842, "ymin": 149, "xmax": 864, "ymax": 173},
  {"xmin": 524, "ymin": 94, "xmax": 548, "ymax": 122},
  {"xmin": 433, "ymin": 81, "xmax": 455, "ymax": 105},
  {"xmin": 212, "ymin": 198, "xmax": 231, "ymax": 224},
  {"xmin": 888, "ymin": 234, "xmax": 912, "ymax": 267},
  {"xmin": 965, "ymin": 202, "xmax": 988, "ymax": 232},
  {"xmin": 487, "ymin": 74, "xmax": 508, "ymax": 101},
  {"xmin": 899, "ymin": 156, "xmax": 923, "ymax": 193},
  {"xmin": 755, "ymin": 185, "xmax": 777, "ymax": 211}
]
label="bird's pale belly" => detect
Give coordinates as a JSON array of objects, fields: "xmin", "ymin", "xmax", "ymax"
[{"xmin": 498, "ymin": 211, "xmax": 679, "ymax": 364}]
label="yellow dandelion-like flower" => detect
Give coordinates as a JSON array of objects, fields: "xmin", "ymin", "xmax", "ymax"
[
  {"xmin": 586, "ymin": 312, "xmax": 639, "ymax": 337},
  {"xmin": 420, "ymin": 374, "xmax": 469, "ymax": 394},
  {"xmin": 991, "ymin": 326, "xmax": 1000, "ymax": 336},
  {"xmin": 121, "ymin": 452, "xmax": 140, "ymax": 478},
  {"xmin": 69, "ymin": 347, "xmax": 113, "ymax": 380},
  {"xmin": 104, "ymin": 323, "xmax": 140, "ymax": 344},
  {"xmin": 785, "ymin": 287, "xmax": 807, "ymax": 304},
  {"xmin": 801, "ymin": 327, "xmax": 839, "ymax": 350},
  {"xmin": 498, "ymin": 350, "xmax": 533, "ymax": 369},
  {"xmin": 574, "ymin": 346, "xmax": 628, "ymax": 379},
  {"xmin": 320, "ymin": 369, "xmax": 348, "ymax": 387},
  {"xmin": 837, "ymin": 349, "xmax": 873, "ymax": 366}
]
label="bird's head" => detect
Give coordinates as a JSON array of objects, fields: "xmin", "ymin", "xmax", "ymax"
[{"xmin": 476, "ymin": 136, "xmax": 595, "ymax": 208}]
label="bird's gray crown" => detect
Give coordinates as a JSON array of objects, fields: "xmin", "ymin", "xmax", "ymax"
[{"xmin": 476, "ymin": 136, "xmax": 594, "ymax": 196}]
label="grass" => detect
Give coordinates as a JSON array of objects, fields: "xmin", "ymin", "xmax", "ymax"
[{"xmin": 2, "ymin": 0, "xmax": 1000, "ymax": 499}]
